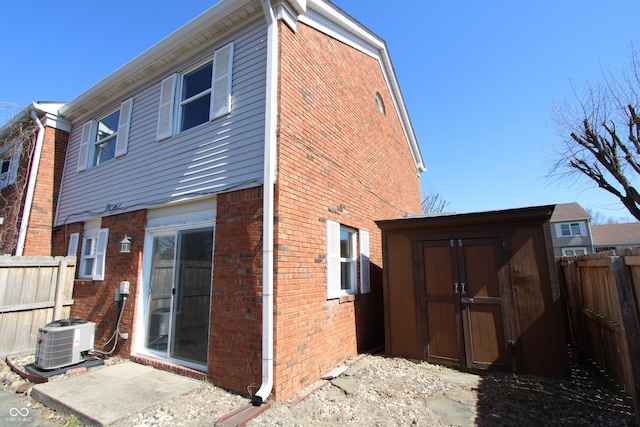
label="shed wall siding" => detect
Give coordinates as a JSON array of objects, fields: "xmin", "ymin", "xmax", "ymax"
[{"xmin": 56, "ymin": 20, "xmax": 267, "ymax": 226}]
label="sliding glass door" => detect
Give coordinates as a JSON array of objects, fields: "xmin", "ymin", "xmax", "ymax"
[{"xmin": 145, "ymin": 227, "xmax": 213, "ymax": 369}]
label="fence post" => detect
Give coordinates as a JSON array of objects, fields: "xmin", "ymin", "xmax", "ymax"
[
  {"xmin": 610, "ymin": 256, "xmax": 640, "ymax": 425},
  {"xmin": 53, "ymin": 258, "xmax": 67, "ymax": 321}
]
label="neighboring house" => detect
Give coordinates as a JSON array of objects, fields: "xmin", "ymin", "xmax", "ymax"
[
  {"xmin": 592, "ymin": 222, "xmax": 640, "ymax": 252},
  {"xmin": 550, "ymin": 202, "xmax": 594, "ymax": 258},
  {"xmin": 49, "ymin": 0, "xmax": 424, "ymax": 404},
  {"xmin": 0, "ymin": 103, "xmax": 70, "ymax": 256}
]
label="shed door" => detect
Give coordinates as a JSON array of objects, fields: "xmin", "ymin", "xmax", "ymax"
[{"xmin": 421, "ymin": 238, "xmax": 511, "ymax": 370}]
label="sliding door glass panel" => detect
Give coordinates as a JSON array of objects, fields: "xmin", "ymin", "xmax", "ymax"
[
  {"xmin": 169, "ymin": 228, "xmax": 213, "ymax": 365},
  {"xmin": 145, "ymin": 235, "xmax": 175, "ymax": 353}
]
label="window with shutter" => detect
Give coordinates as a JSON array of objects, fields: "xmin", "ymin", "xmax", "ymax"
[
  {"xmin": 79, "ymin": 228, "xmax": 109, "ymax": 280},
  {"xmin": 327, "ymin": 221, "xmax": 365, "ymax": 299},
  {"xmin": 0, "ymin": 147, "xmax": 21, "ymax": 189},
  {"xmin": 168, "ymin": 42, "xmax": 234, "ymax": 136}
]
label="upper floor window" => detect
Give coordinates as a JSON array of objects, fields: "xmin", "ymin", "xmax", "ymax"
[
  {"xmin": 77, "ymin": 98, "xmax": 133, "ymax": 172},
  {"xmin": 0, "ymin": 142, "xmax": 21, "ymax": 189},
  {"xmin": 556, "ymin": 222, "xmax": 586, "ymax": 237},
  {"xmin": 93, "ymin": 109, "xmax": 120, "ymax": 166},
  {"xmin": 156, "ymin": 42, "xmax": 234, "ymax": 141},
  {"xmin": 326, "ymin": 220, "xmax": 370, "ymax": 299}
]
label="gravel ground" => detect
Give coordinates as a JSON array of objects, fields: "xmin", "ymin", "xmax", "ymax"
[{"xmin": 2, "ymin": 349, "xmax": 636, "ymax": 426}]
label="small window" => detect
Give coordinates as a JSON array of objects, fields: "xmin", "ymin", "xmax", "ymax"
[
  {"xmin": 326, "ymin": 220, "xmax": 370, "ymax": 299},
  {"xmin": 375, "ymin": 92, "xmax": 385, "ymax": 114},
  {"xmin": 340, "ymin": 227, "xmax": 357, "ymax": 292},
  {"xmin": 562, "ymin": 247, "xmax": 587, "ymax": 257},
  {"xmin": 79, "ymin": 228, "xmax": 109, "ymax": 280}
]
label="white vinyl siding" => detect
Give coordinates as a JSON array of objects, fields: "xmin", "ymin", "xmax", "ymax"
[{"xmin": 56, "ymin": 21, "xmax": 266, "ymax": 226}]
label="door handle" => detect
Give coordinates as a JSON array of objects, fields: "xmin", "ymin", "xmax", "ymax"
[
  {"xmin": 454, "ymin": 283, "xmax": 459, "ymax": 293},
  {"xmin": 461, "ymin": 282, "xmax": 466, "ymax": 294},
  {"xmin": 461, "ymin": 296, "xmax": 473, "ymax": 304}
]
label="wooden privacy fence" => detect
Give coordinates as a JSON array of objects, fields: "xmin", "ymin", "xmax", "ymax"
[
  {"xmin": 0, "ymin": 256, "xmax": 76, "ymax": 357},
  {"xmin": 559, "ymin": 249, "xmax": 640, "ymax": 424}
]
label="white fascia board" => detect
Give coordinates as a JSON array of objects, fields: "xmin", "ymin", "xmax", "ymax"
[
  {"xmin": 0, "ymin": 102, "xmax": 69, "ymax": 140},
  {"xmin": 59, "ymin": 0, "xmax": 257, "ymax": 119},
  {"xmin": 303, "ymin": 0, "xmax": 425, "ymax": 173}
]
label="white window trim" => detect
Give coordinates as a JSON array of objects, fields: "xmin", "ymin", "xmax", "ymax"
[
  {"xmin": 555, "ymin": 221, "xmax": 587, "ymax": 238},
  {"xmin": 79, "ymin": 228, "xmax": 109, "ymax": 280},
  {"xmin": 77, "ymin": 98, "xmax": 133, "ymax": 171},
  {"xmin": 562, "ymin": 247, "xmax": 588, "ymax": 257},
  {"xmin": 156, "ymin": 42, "xmax": 234, "ymax": 141},
  {"xmin": 326, "ymin": 220, "xmax": 371, "ymax": 299}
]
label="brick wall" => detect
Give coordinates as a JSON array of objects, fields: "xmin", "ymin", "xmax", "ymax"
[
  {"xmin": 209, "ymin": 187, "xmax": 264, "ymax": 395},
  {"xmin": 271, "ymin": 21, "xmax": 422, "ymax": 400},
  {"xmin": 55, "ymin": 210, "xmax": 146, "ymax": 357},
  {"xmin": 23, "ymin": 126, "xmax": 69, "ymax": 256},
  {"xmin": 0, "ymin": 125, "xmax": 69, "ymax": 256}
]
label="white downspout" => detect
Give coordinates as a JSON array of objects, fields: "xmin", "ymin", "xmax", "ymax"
[
  {"xmin": 253, "ymin": 0, "xmax": 278, "ymax": 406},
  {"xmin": 15, "ymin": 108, "xmax": 46, "ymax": 256}
]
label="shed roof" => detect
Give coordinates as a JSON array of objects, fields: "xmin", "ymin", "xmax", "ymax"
[
  {"xmin": 550, "ymin": 203, "xmax": 591, "ymax": 222},
  {"xmin": 376, "ymin": 205, "xmax": 555, "ymax": 231},
  {"xmin": 592, "ymin": 223, "xmax": 640, "ymax": 246}
]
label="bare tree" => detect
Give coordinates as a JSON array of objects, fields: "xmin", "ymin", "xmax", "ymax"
[
  {"xmin": 551, "ymin": 49, "xmax": 640, "ymax": 221},
  {"xmin": 422, "ymin": 192, "xmax": 450, "ymax": 214},
  {"xmin": 0, "ymin": 105, "xmax": 38, "ymax": 255}
]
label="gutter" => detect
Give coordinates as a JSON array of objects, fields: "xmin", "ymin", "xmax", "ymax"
[
  {"xmin": 252, "ymin": 0, "xmax": 278, "ymax": 406},
  {"xmin": 15, "ymin": 106, "xmax": 46, "ymax": 256}
]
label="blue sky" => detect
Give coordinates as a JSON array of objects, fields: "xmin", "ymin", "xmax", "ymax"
[{"xmin": 1, "ymin": 1, "xmax": 638, "ymax": 220}]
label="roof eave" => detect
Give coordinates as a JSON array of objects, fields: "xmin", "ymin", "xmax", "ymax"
[{"xmin": 59, "ymin": 0, "xmax": 261, "ymax": 122}]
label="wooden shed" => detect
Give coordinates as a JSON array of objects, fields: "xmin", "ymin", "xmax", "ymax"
[{"xmin": 376, "ymin": 205, "xmax": 568, "ymax": 378}]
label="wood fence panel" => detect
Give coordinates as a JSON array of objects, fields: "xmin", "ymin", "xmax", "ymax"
[
  {"xmin": 0, "ymin": 256, "xmax": 76, "ymax": 357},
  {"xmin": 559, "ymin": 251, "xmax": 640, "ymax": 425}
]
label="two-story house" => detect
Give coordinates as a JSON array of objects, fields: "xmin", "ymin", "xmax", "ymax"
[
  {"xmin": 550, "ymin": 202, "xmax": 594, "ymax": 258},
  {"xmin": 0, "ymin": 102, "xmax": 70, "ymax": 256},
  {"xmin": 50, "ymin": 0, "xmax": 424, "ymax": 403},
  {"xmin": 592, "ymin": 222, "xmax": 640, "ymax": 252}
]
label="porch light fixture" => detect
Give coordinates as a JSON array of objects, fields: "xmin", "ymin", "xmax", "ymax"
[{"xmin": 120, "ymin": 235, "xmax": 134, "ymax": 253}]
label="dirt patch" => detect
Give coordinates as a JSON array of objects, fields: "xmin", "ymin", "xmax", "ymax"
[{"xmin": 2, "ymin": 349, "xmax": 636, "ymax": 426}]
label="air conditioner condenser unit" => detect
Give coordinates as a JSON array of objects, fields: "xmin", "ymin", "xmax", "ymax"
[{"xmin": 34, "ymin": 318, "xmax": 96, "ymax": 370}]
